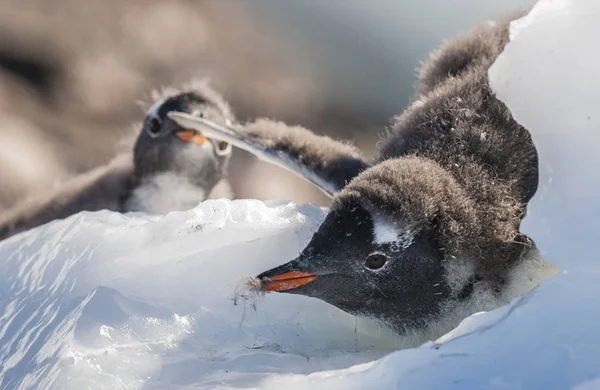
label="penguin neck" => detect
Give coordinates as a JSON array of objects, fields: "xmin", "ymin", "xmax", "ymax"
[
  {"xmin": 495, "ymin": 248, "xmax": 560, "ymax": 303},
  {"xmin": 125, "ymin": 171, "xmax": 212, "ymax": 214},
  {"xmin": 391, "ymin": 250, "xmax": 560, "ymax": 349}
]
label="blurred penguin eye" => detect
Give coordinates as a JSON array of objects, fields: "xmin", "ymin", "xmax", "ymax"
[
  {"xmin": 365, "ymin": 253, "xmax": 388, "ymax": 270},
  {"xmin": 145, "ymin": 117, "xmax": 161, "ymax": 137},
  {"xmin": 218, "ymin": 141, "xmax": 229, "ymax": 151}
]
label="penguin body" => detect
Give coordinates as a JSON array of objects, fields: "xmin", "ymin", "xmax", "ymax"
[
  {"xmin": 170, "ymin": 12, "xmax": 558, "ymax": 344},
  {"xmin": 0, "ymin": 154, "xmax": 134, "ymax": 240}
]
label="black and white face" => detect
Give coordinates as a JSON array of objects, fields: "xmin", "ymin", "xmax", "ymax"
[
  {"xmin": 133, "ymin": 92, "xmax": 233, "ymax": 188},
  {"xmin": 257, "ymin": 196, "xmax": 451, "ymax": 332}
]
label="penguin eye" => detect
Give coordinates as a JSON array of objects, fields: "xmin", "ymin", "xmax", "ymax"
[
  {"xmin": 365, "ymin": 253, "xmax": 387, "ymax": 270},
  {"xmin": 218, "ymin": 141, "xmax": 229, "ymax": 151},
  {"xmin": 145, "ymin": 117, "xmax": 162, "ymax": 138}
]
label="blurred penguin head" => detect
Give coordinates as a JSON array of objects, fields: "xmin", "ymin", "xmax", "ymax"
[{"xmin": 133, "ymin": 79, "xmax": 234, "ymax": 191}]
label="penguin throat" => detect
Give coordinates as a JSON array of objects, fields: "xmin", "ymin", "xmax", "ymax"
[{"xmin": 126, "ymin": 172, "xmax": 208, "ymax": 214}]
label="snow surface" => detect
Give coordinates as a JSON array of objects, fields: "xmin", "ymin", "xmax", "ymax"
[
  {"xmin": 2, "ymin": 0, "xmax": 600, "ymax": 388},
  {"xmin": 0, "ymin": 200, "xmax": 404, "ymax": 389}
]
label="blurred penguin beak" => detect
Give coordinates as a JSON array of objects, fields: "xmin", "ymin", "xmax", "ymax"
[{"xmin": 175, "ymin": 129, "xmax": 208, "ymax": 145}]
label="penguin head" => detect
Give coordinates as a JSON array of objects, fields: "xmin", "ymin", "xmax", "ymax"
[
  {"xmin": 133, "ymin": 82, "xmax": 233, "ymax": 192},
  {"xmin": 257, "ymin": 194, "xmax": 449, "ymax": 332},
  {"xmin": 256, "ymin": 158, "xmax": 527, "ymax": 333}
]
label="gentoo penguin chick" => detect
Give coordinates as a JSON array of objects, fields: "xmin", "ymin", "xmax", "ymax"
[
  {"xmin": 0, "ymin": 80, "xmax": 234, "ymax": 241},
  {"xmin": 169, "ymin": 13, "xmax": 559, "ymax": 343},
  {"xmin": 125, "ymin": 81, "xmax": 234, "ymax": 213}
]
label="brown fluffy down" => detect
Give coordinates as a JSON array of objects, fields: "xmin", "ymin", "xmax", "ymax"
[
  {"xmin": 0, "ymin": 154, "xmax": 135, "ymax": 241},
  {"xmin": 243, "ymin": 119, "xmax": 369, "ymax": 193},
  {"xmin": 362, "ymin": 11, "xmax": 537, "ymax": 287},
  {"xmin": 226, "ymin": 11, "xmax": 538, "ymax": 290}
]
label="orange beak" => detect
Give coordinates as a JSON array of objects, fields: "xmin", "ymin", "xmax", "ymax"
[
  {"xmin": 262, "ymin": 271, "xmax": 318, "ymax": 292},
  {"xmin": 175, "ymin": 129, "xmax": 208, "ymax": 145}
]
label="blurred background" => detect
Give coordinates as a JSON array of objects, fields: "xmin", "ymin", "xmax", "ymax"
[{"xmin": 0, "ymin": 0, "xmax": 536, "ymax": 211}]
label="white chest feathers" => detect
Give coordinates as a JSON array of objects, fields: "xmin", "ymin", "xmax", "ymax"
[{"xmin": 125, "ymin": 172, "xmax": 207, "ymax": 214}]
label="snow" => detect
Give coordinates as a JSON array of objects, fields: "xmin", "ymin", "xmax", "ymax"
[
  {"xmin": 1, "ymin": 0, "xmax": 600, "ymax": 388},
  {"xmin": 0, "ymin": 200, "xmax": 403, "ymax": 389}
]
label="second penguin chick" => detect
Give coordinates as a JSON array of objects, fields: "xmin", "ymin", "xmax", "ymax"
[
  {"xmin": 126, "ymin": 80, "xmax": 234, "ymax": 213},
  {"xmin": 0, "ymin": 80, "xmax": 234, "ymax": 241}
]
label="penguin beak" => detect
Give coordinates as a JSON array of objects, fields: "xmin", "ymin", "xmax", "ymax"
[
  {"xmin": 175, "ymin": 129, "xmax": 208, "ymax": 146},
  {"xmin": 175, "ymin": 128, "xmax": 231, "ymax": 155},
  {"xmin": 257, "ymin": 260, "xmax": 318, "ymax": 292}
]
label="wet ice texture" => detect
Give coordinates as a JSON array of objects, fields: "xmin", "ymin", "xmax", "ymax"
[
  {"xmin": 0, "ymin": 200, "xmax": 402, "ymax": 390},
  {"xmin": 2, "ymin": 0, "xmax": 600, "ymax": 388}
]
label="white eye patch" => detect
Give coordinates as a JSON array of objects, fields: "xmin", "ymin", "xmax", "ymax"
[
  {"xmin": 373, "ymin": 215, "xmax": 398, "ymax": 244},
  {"xmin": 146, "ymin": 98, "xmax": 165, "ymax": 118},
  {"xmin": 372, "ymin": 215, "xmax": 415, "ymax": 250}
]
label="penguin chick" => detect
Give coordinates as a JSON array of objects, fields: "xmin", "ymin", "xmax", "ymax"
[
  {"xmin": 0, "ymin": 80, "xmax": 234, "ymax": 241},
  {"xmin": 170, "ymin": 12, "xmax": 559, "ymax": 345},
  {"xmin": 415, "ymin": 10, "xmax": 535, "ymax": 100},
  {"xmin": 126, "ymin": 79, "xmax": 234, "ymax": 213}
]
